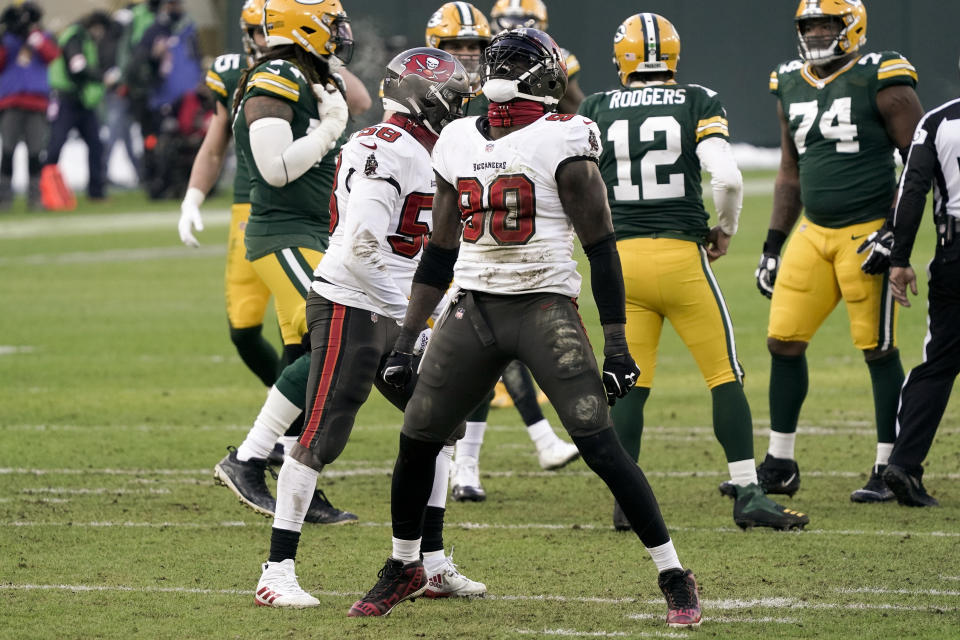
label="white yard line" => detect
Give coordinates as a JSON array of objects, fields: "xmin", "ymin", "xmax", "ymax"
[
  {"xmin": 837, "ymin": 587, "xmax": 960, "ymax": 597},
  {"xmin": 20, "ymin": 487, "xmax": 170, "ymax": 495},
  {"xmin": 3, "ymin": 519, "xmax": 959, "ymax": 539},
  {"xmin": 0, "ymin": 210, "xmax": 230, "ymax": 239},
  {"xmin": 0, "ymin": 245, "xmax": 225, "ymax": 266},
  {"xmin": 0, "ymin": 583, "xmax": 954, "ymax": 616},
  {"xmin": 627, "ymin": 612, "xmax": 798, "ymax": 624}
]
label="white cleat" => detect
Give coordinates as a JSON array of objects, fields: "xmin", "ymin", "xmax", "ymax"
[
  {"xmin": 537, "ymin": 438, "xmax": 580, "ymax": 471},
  {"xmin": 451, "ymin": 456, "xmax": 486, "ymax": 502},
  {"xmin": 255, "ymin": 559, "xmax": 320, "ymax": 608},
  {"xmin": 423, "ymin": 552, "xmax": 486, "ymax": 598}
]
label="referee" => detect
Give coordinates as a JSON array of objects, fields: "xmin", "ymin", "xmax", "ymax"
[{"xmin": 871, "ymin": 82, "xmax": 960, "ymax": 507}]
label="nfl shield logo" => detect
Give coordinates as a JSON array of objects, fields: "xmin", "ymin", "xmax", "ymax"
[
  {"xmin": 370, "ymin": 312, "xmax": 378, "ymax": 323},
  {"xmin": 455, "ymin": 307, "xmax": 465, "ymax": 319},
  {"xmin": 485, "ymin": 143, "xmax": 495, "ymax": 153}
]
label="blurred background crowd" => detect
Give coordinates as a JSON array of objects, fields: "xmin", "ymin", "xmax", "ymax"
[{"xmin": 2, "ymin": 0, "xmax": 958, "ymax": 210}]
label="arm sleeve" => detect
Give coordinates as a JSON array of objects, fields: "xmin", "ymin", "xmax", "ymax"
[
  {"xmin": 696, "ymin": 136, "xmax": 743, "ymax": 235},
  {"xmin": 248, "ymin": 116, "xmax": 330, "ymax": 187},
  {"xmin": 890, "ymin": 122, "xmax": 937, "ymax": 266},
  {"xmin": 341, "ymin": 176, "xmax": 411, "ymax": 319}
]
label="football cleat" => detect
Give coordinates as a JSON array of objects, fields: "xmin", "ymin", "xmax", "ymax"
[
  {"xmin": 214, "ymin": 446, "xmax": 276, "ymax": 518},
  {"xmin": 850, "ymin": 464, "xmax": 895, "ymax": 503},
  {"xmin": 612, "ymin": 500, "xmax": 631, "ymax": 532},
  {"xmin": 347, "ymin": 558, "xmax": 427, "ymax": 617},
  {"xmin": 756, "ymin": 453, "xmax": 801, "ymax": 496},
  {"xmin": 658, "ymin": 568, "xmax": 702, "ymax": 628},
  {"xmin": 304, "ymin": 489, "xmax": 358, "ymax": 525},
  {"xmin": 451, "ymin": 456, "xmax": 486, "ymax": 502},
  {"xmin": 255, "ymin": 559, "xmax": 320, "ymax": 608},
  {"xmin": 882, "ymin": 464, "xmax": 940, "ymax": 507},
  {"xmin": 537, "ymin": 438, "xmax": 580, "ymax": 471},
  {"xmin": 266, "ymin": 442, "xmax": 285, "ymax": 466},
  {"xmin": 732, "ymin": 482, "xmax": 809, "ymax": 531},
  {"xmin": 423, "ymin": 550, "xmax": 486, "ymax": 598}
]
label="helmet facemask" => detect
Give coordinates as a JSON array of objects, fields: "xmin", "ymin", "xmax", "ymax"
[
  {"xmin": 382, "ymin": 49, "xmax": 471, "ymax": 136},
  {"xmin": 480, "ymin": 30, "xmax": 566, "ymax": 108},
  {"xmin": 797, "ymin": 15, "xmax": 857, "ymax": 66}
]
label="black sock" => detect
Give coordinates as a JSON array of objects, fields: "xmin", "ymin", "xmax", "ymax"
[
  {"xmin": 391, "ymin": 433, "xmax": 444, "ymax": 541},
  {"xmin": 268, "ymin": 527, "xmax": 301, "ymax": 562},
  {"xmin": 573, "ymin": 428, "xmax": 669, "ymax": 548},
  {"xmin": 501, "ymin": 361, "xmax": 545, "ymax": 425},
  {"xmin": 421, "ymin": 506, "xmax": 445, "ymax": 554},
  {"xmin": 230, "ymin": 324, "xmax": 280, "ymax": 387}
]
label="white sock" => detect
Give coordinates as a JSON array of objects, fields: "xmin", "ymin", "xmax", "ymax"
[
  {"xmin": 391, "ymin": 537, "xmax": 421, "ymax": 563},
  {"xmin": 767, "ymin": 431, "xmax": 796, "ymax": 460},
  {"xmin": 278, "ymin": 435, "xmax": 299, "ymax": 456},
  {"xmin": 646, "ymin": 540, "xmax": 682, "ymax": 573},
  {"xmin": 236, "ymin": 386, "xmax": 301, "ymax": 462},
  {"xmin": 525, "ymin": 418, "xmax": 557, "ymax": 451},
  {"xmin": 456, "ymin": 422, "xmax": 486, "ymax": 462},
  {"xmin": 422, "ymin": 550, "xmax": 446, "ymax": 575},
  {"xmin": 428, "ymin": 445, "xmax": 454, "ymax": 508},
  {"xmin": 876, "ymin": 442, "xmax": 894, "ymax": 467},
  {"xmin": 273, "ymin": 457, "xmax": 318, "ymax": 534},
  {"xmin": 728, "ymin": 459, "xmax": 758, "ymax": 487}
]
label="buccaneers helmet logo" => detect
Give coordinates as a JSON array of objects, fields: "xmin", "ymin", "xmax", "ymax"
[{"xmin": 400, "ymin": 53, "xmax": 456, "ymax": 82}]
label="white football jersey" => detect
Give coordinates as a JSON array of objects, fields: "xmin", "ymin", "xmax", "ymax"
[
  {"xmin": 433, "ymin": 113, "xmax": 602, "ymax": 297},
  {"xmin": 313, "ymin": 121, "xmax": 435, "ymax": 319}
]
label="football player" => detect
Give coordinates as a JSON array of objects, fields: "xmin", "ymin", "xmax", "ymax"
[
  {"xmin": 750, "ymin": 0, "xmax": 924, "ymax": 502},
  {"xmin": 489, "ymin": 0, "xmax": 584, "ymax": 113},
  {"xmin": 350, "ymin": 29, "xmax": 701, "ymax": 629},
  {"xmin": 578, "ymin": 14, "xmax": 808, "ymax": 532},
  {"xmin": 212, "ymin": 0, "xmax": 363, "ymax": 526},
  {"xmin": 426, "ymin": 2, "xmax": 580, "ymax": 501},
  {"xmin": 255, "ymin": 47, "xmax": 486, "ymax": 607}
]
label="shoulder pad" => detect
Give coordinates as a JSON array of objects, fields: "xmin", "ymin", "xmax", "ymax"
[{"xmin": 246, "ymin": 59, "xmax": 308, "ymax": 101}]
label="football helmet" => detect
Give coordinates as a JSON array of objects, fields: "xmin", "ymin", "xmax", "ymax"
[
  {"xmin": 425, "ymin": 2, "xmax": 491, "ymax": 82},
  {"xmin": 794, "ymin": 0, "xmax": 867, "ymax": 66},
  {"xmin": 263, "ymin": 0, "xmax": 354, "ymax": 63},
  {"xmin": 480, "ymin": 28, "xmax": 566, "ymax": 107},
  {"xmin": 612, "ymin": 13, "xmax": 680, "ymax": 87},
  {"xmin": 240, "ymin": 0, "xmax": 266, "ymax": 57},
  {"xmin": 489, "ymin": 0, "xmax": 548, "ymax": 32},
  {"xmin": 382, "ymin": 47, "xmax": 471, "ymax": 136}
]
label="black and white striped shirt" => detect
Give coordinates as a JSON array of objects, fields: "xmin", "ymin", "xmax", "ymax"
[{"xmin": 891, "ymin": 97, "xmax": 960, "ymax": 266}]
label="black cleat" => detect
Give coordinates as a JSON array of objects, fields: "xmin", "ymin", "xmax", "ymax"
[
  {"xmin": 213, "ymin": 446, "xmax": 276, "ymax": 517},
  {"xmin": 658, "ymin": 568, "xmax": 702, "ymax": 628},
  {"xmin": 850, "ymin": 464, "xmax": 895, "ymax": 503},
  {"xmin": 732, "ymin": 483, "xmax": 809, "ymax": 530},
  {"xmin": 347, "ymin": 558, "xmax": 427, "ymax": 617},
  {"xmin": 304, "ymin": 489, "xmax": 358, "ymax": 525},
  {"xmin": 266, "ymin": 442, "xmax": 285, "ymax": 466},
  {"xmin": 756, "ymin": 453, "xmax": 801, "ymax": 496},
  {"xmin": 612, "ymin": 500, "xmax": 631, "ymax": 532},
  {"xmin": 882, "ymin": 464, "xmax": 940, "ymax": 507}
]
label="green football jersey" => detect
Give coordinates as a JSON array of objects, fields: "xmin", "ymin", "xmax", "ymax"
[
  {"xmin": 771, "ymin": 51, "xmax": 918, "ymax": 228},
  {"xmin": 579, "ymin": 83, "xmax": 730, "ymax": 242},
  {"xmin": 233, "ymin": 58, "xmax": 339, "ymax": 261},
  {"xmin": 463, "ymin": 91, "xmax": 488, "ymax": 117},
  {"xmin": 205, "ymin": 53, "xmax": 251, "ymax": 204}
]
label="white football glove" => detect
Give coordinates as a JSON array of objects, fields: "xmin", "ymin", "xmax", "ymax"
[
  {"xmin": 178, "ymin": 187, "xmax": 205, "ymax": 247},
  {"xmin": 310, "ymin": 83, "xmax": 349, "ymax": 155}
]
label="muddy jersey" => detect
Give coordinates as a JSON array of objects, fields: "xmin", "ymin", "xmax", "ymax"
[
  {"xmin": 313, "ymin": 121, "xmax": 434, "ymax": 319},
  {"xmin": 433, "ymin": 113, "xmax": 602, "ymax": 297},
  {"xmin": 205, "ymin": 52, "xmax": 252, "ymax": 204},
  {"xmin": 770, "ymin": 51, "xmax": 918, "ymax": 228},
  {"xmin": 233, "ymin": 58, "xmax": 341, "ymax": 260},
  {"xmin": 579, "ymin": 82, "xmax": 729, "ymax": 242}
]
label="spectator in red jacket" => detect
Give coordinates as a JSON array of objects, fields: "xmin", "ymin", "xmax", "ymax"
[{"xmin": 0, "ymin": 2, "xmax": 57, "ymax": 210}]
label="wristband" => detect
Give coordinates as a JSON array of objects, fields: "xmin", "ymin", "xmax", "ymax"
[{"xmin": 763, "ymin": 228, "xmax": 787, "ymax": 255}]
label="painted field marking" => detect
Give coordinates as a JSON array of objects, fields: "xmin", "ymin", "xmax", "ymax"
[
  {"xmin": 0, "ymin": 210, "xmax": 230, "ymax": 239},
  {"xmin": 837, "ymin": 587, "xmax": 960, "ymax": 597},
  {"xmin": 0, "ymin": 584, "xmax": 955, "ymax": 616},
  {"xmin": 516, "ymin": 629, "xmax": 676, "ymax": 638},
  {"xmin": 20, "ymin": 488, "xmax": 170, "ymax": 495},
  {"xmin": 0, "ymin": 245, "xmax": 225, "ymax": 266},
  {"xmin": 3, "ymin": 520, "xmax": 959, "ymax": 540},
  {"xmin": 627, "ymin": 612, "xmax": 798, "ymax": 624}
]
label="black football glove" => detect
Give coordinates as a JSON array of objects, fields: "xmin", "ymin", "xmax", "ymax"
[
  {"xmin": 381, "ymin": 350, "xmax": 414, "ymax": 390},
  {"xmin": 754, "ymin": 252, "xmax": 780, "ymax": 299},
  {"xmin": 857, "ymin": 227, "xmax": 895, "ymax": 275},
  {"xmin": 601, "ymin": 353, "xmax": 641, "ymax": 406}
]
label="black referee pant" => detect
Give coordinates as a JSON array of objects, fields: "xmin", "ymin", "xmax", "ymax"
[{"xmin": 889, "ymin": 256, "xmax": 960, "ymax": 473}]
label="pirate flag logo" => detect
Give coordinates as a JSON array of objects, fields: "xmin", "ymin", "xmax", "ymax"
[{"xmin": 400, "ymin": 52, "xmax": 456, "ymax": 83}]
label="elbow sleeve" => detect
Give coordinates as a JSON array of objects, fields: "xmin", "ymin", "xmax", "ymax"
[
  {"xmin": 249, "ymin": 116, "xmax": 341, "ymax": 187},
  {"xmin": 697, "ymin": 137, "xmax": 743, "ymax": 235}
]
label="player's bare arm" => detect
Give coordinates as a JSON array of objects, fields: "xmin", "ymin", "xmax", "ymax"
[
  {"xmin": 877, "ymin": 84, "xmax": 924, "ymax": 153},
  {"xmin": 244, "ymin": 95, "xmax": 294, "ymax": 125},
  {"xmin": 339, "ymin": 68, "xmax": 372, "ymax": 116},
  {"xmin": 770, "ymin": 101, "xmax": 803, "ymax": 235},
  {"xmin": 187, "ymin": 102, "xmax": 231, "ymax": 193},
  {"xmin": 393, "ymin": 173, "xmax": 463, "ymax": 355},
  {"xmin": 556, "ymin": 158, "xmax": 614, "ymax": 246}
]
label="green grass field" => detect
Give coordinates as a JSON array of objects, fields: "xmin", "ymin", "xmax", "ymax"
[{"xmin": 1, "ymin": 182, "xmax": 957, "ymax": 639}]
